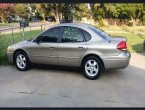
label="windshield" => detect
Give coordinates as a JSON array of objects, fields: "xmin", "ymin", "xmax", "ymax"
[{"xmin": 89, "ymin": 26, "xmax": 110, "ymax": 39}]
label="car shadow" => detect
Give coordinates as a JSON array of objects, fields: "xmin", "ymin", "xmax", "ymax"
[
  {"xmin": 131, "ymin": 43, "xmax": 143, "ymax": 52},
  {"xmin": 32, "ymin": 64, "xmax": 82, "ymax": 75},
  {"xmin": 132, "ymin": 33, "xmax": 145, "ymax": 55},
  {"xmin": 131, "ymin": 43, "xmax": 145, "ymax": 55}
]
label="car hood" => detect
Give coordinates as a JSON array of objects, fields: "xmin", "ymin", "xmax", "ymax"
[{"xmin": 10, "ymin": 40, "xmax": 31, "ymax": 49}]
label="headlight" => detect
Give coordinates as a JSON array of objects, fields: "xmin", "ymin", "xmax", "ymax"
[{"xmin": 7, "ymin": 46, "xmax": 14, "ymax": 54}]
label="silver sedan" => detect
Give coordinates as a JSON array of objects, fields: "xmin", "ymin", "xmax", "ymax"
[{"xmin": 7, "ymin": 23, "xmax": 131, "ymax": 80}]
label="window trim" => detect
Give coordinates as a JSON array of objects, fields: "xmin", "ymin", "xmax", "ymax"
[
  {"xmin": 81, "ymin": 29, "xmax": 91, "ymax": 42},
  {"xmin": 59, "ymin": 26, "xmax": 86, "ymax": 43}
]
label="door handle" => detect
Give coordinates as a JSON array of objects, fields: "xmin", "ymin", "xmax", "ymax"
[
  {"xmin": 78, "ymin": 46, "xmax": 84, "ymax": 49},
  {"xmin": 49, "ymin": 46, "xmax": 55, "ymax": 49}
]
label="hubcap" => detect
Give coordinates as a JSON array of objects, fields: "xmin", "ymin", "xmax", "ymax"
[
  {"xmin": 16, "ymin": 54, "xmax": 26, "ymax": 69},
  {"xmin": 85, "ymin": 59, "xmax": 99, "ymax": 77}
]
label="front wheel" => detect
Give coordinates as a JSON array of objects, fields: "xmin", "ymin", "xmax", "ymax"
[
  {"xmin": 14, "ymin": 51, "xmax": 31, "ymax": 71},
  {"xmin": 82, "ymin": 56, "xmax": 104, "ymax": 80}
]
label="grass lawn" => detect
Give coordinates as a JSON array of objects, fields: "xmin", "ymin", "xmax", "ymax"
[
  {"xmin": 99, "ymin": 25, "xmax": 145, "ymax": 53},
  {"xmin": 0, "ymin": 29, "xmax": 42, "ymax": 65},
  {"xmin": 0, "ymin": 26, "xmax": 145, "ymax": 65}
]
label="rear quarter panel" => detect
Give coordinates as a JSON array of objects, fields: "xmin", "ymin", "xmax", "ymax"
[
  {"xmin": 82, "ymin": 40, "xmax": 120, "ymax": 57},
  {"xmin": 80, "ymin": 40, "xmax": 122, "ymax": 67}
]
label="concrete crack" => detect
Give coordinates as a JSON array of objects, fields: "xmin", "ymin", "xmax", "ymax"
[{"xmin": 8, "ymin": 90, "xmax": 49, "ymax": 96}]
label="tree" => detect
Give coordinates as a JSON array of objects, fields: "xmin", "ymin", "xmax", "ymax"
[
  {"xmin": 61, "ymin": 3, "xmax": 73, "ymax": 20},
  {"xmin": 138, "ymin": 3, "xmax": 145, "ymax": 25},
  {"xmin": 35, "ymin": 4, "xmax": 51, "ymax": 20},
  {"xmin": 49, "ymin": 3, "xmax": 61, "ymax": 23},
  {"xmin": 0, "ymin": 3, "xmax": 14, "ymax": 23},
  {"xmin": 118, "ymin": 4, "xmax": 144, "ymax": 26},
  {"xmin": 27, "ymin": 4, "xmax": 38, "ymax": 20},
  {"xmin": 104, "ymin": 4, "xmax": 119, "ymax": 19},
  {"xmin": 36, "ymin": 3, "xmax": 61, "ymax": 23},
  {"xmin": 14, "ymin": 4, "xmax": 29, "ymax": 19},
  {"xmin": 90, "ymin": 3, "xmax": 107, "ymax": 22},
  {"xmin": 73, "ymin": 3, "xmax": 92, "ymax": 21},
  {"xmin": 34, "ymin": 3, "xmax": 92, "ymax": 23},
  {"xmin": 89, "ymin": 3, "xmax": 145, "ymax": 26}
]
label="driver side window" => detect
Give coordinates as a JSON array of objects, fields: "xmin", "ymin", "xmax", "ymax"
[{"xmin": 39, "ymin": 27, "xmax": 60, "ymax": 43}]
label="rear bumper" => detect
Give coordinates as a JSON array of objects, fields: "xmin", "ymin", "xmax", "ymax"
[{"xmin": 102, "ymin": 51, "xmax": 131, "ymax": 69}]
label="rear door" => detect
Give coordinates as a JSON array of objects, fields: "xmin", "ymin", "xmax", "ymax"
[{"xmin": 57, "ymin": 26, "xmax": 88, "ymax": 67}]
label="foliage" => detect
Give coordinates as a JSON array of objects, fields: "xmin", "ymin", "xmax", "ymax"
[
  {"xmin": 91, "ymin": 3, "xmax": 106, "ymax": 21},
  {"xmin": 1, "ymin": 3, "xmax": 145, "ymax": 25},
  {"xmin": 140, "ymin": 4, "xmax": 145, "ymax": 25},
  {"xmin": 73, "ymin": 4, "xmax": 91, "ymax": 21},
  {"xmin": 98, "ymin": 19, "xmax": 106, "ymax": 27},
  {"xmin": 90, "ymin": 3, "xmax": 145, "ymax": 25},
  {"xmin": 14, "ymin": 4, "xmax": 29, "ymax": 19},
  {"xmin": 0, "ymin": 4, "xmax": 14, "ymax": 23},
  {"xmin": 35, "ymin": 4, "xmax": 51, "ymax": 17}
]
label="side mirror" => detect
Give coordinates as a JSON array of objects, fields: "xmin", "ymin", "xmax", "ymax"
[{"xmin": 35, "ymin": 36, "xmax": 42, "ymax": 44}]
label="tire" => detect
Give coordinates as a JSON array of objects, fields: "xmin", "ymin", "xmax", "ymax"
[
  {"xmin": 14, "ymin": 51, "xmax": 31, "ymax": 71},
  {"xmin": 82, "ymin": 56, "xmax": 104, "ymax": 80}
]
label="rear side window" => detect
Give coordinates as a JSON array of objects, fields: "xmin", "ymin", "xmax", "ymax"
[
  {"xmin": 89, "ymin": 26, "xmax": 110, "ymax": 39},
  {"xmin": 61, "ymin": 26, "xmax": 85, "ymax": 43},
  {"xmin": 82, "ymin": 30, "xmax": 91, "ymax": 41}
]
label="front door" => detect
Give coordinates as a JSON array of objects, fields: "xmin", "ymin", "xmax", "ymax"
[{"xmin": 26, "ymin": 27, "xmax": 60, "ymax": 65}]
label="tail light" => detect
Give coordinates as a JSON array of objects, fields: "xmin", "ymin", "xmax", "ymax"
[{"xmin": 117, "ymin": 41, "xmax": 127, "ymax": 51}]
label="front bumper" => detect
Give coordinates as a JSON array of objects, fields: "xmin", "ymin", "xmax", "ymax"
[
  {"xmin": 102, "ymin": 51, "xmax": 131, "ymax": 69},
  {"xmin": 7, "ymin": 52, "xmax": 14, "ymax": 64}
]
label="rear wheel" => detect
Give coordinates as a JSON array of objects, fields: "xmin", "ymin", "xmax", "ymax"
[
  {"xmin": 14, "ymin": 51, "xmax": 31, "ymax": 71},
  {"xmin": 82, "ymin": 56, "xmax": 104, "ymax": 80}
]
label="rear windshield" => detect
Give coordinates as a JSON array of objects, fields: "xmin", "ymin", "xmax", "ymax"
[{"xmin": 89, "ymin": 26, "xmax": 110, "ymax": 39}]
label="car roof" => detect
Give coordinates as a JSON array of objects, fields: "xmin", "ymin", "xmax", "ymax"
[{"xmin": 51, "ymin": 22, "xmax": 94, "ymax": 29}]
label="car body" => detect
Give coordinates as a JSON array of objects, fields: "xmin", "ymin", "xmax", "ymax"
[{"xmin": 7, "ymin": 23, "xmax": 131, "ymax": 79}]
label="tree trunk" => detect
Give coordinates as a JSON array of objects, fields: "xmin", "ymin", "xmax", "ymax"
[
  {"xmin": 54, "ymin": 4, "xmax": 60, "ymax": 24},
  {"xmin": 56, "ymin": 7, "xmax": 59, "ymax": 24},
  {"xmin": 1, "ymin": 14, "xmax": 6, "ymax": 23},
  {"xmin": 41, "ymin": 14, "xmax": 45, "ymax": 21}
]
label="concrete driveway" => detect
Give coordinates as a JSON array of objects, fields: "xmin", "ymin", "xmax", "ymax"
[{"xmin": 0, "ymin": 53, "xmax": 145, "ymax": 107}]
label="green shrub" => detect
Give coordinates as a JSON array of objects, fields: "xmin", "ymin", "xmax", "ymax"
[
  {"xmin": 98, "ymin": 19, "xmax": 106, "ymax": 27},
  {"xmin": 128, "ymin": 21, "xmax": 133, "ymax": 26},
  {"xmin": 142, "ymin": 20, "xmax": 145, "ymax": 25}
]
